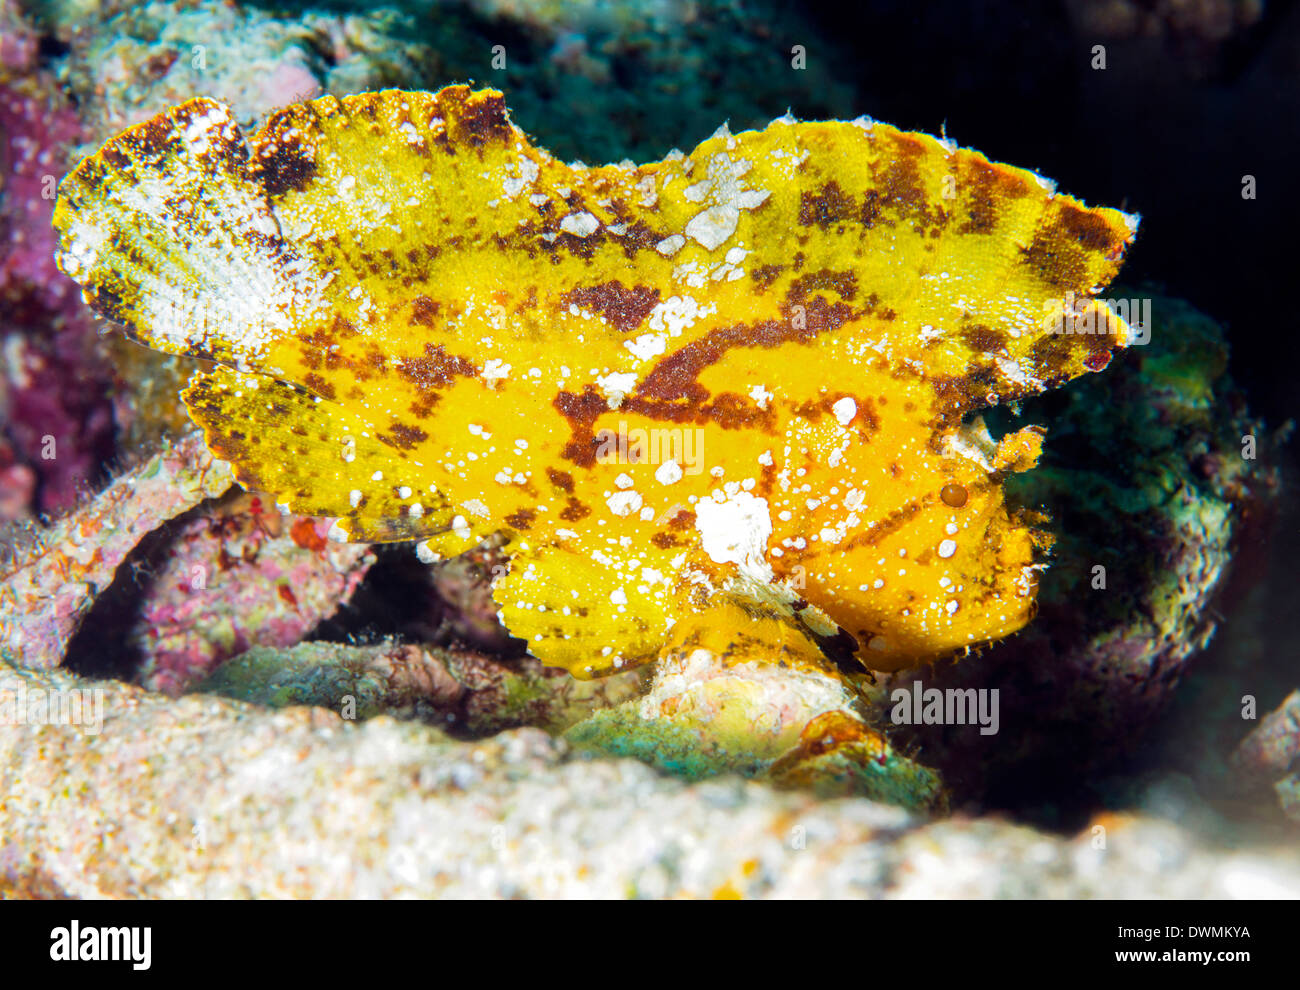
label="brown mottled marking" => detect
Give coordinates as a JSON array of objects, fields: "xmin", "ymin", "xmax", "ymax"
[
  {"xmin": 1021, "ymin": 227, "xmax": 1089, "ymax": 291},
  {"xmin": 559, "ymin": 497, "xmax": 591, "ymax": 521},
  {"xmin": 928, "ymin": 374, "xmax": 978, "ymax": 412},
  {"xmin": 302, "ymin": 373, "xmax": 335, "ymax": 400},
  {"xmin": 956, "ymin": 158, "xmax": 1031, "ymax": 235},
  {"xmin": 785, "ymin": 296, "xmax": 855, "ymax": 334},
  {"xmin": 843, "ymin": 498, "xmax": 923, "ymax": 550},
  {"xmin": 554, "ymin": 230, "xmax": 603, "ymax": 260},
  {"xmin": 872, "ymin": 137, "xmax": 941, "ymax": 227},
  {"xmin": 639, "ymin": 320, "xmax": 783, "ymax": 403},
  {"xmin": 798, "ymin": 180, "xmax": 857, "ymax": 228},
  {"xmin": 253, "ymin": 111, "xmax": 317, "ymax": 197},
  {"xmin": 787, "ymin": 269, "xmax": 858, "ymax": 305},
  {"xmin": 668, "ymin": 510, "xmax": 696, "ymax": 531},
  {"xmin": 861, "ymin": 292, "xmax": 897, "ymax": 321},
  {"xmin": 553, "ymin": 387, "xmax": 607, "ymax": 426},
  {"xmin": 855, "ymin": 395, "xmax": 882, "ymax": 435},
  {"xmin": 363, "ymin": 346, "xmax": 387, "ymax": 374},
  {"xmin": 99, "ymin": 143, "xmax": 131, "ymax": 171},
  {"xmin": 378, "ymin": 422, "xmax": 428, "ymax": 450},
  {"xmin": 613, "ymin": 220, "xmax": 664, "ymax": 258},
  {"xmin": 398, "ymin": 343, "xmax": 476, "ymax": 390},
  {"xmin": 562, "ymin": 281, "xmax": 661, "ymax": 333},
  {"xmin": 960, "ymin": 324, "xmax": 1009, "ymax": 353},
  {"xmin": 749, "ymin": 264, "xmax": 785, "ymax": 290},
  {"xmin": 553, "ymin": 387, "xmax": 609, "ymax": 467},
  {"xmin": 410, "ymin": 295, "xmax": 441, "ymax": 327},
  {"xmin": 88, "ymin": 282, "xmax": 131, "ymax": 328},
  {"xmin": 1059, "ymin": 203, "xmax": 1118, "ymax": 252},
  {"xmin": 546, "ymin": 467, "xmax": 575, "ymax": 493},
  {"xmin": 505, "ymin": 508, "xmax": 536, "ymax": 530},
  {"xmin": 792, "ymin": 400, "xmax": 823, "ymax": 421},
  {"xmin": 700, "ymin": 392, "xmax": 767, "ymax": 430},
  {"xmin": 122, "ymin": 114, "xmax": 183, "ymax": 170},
  {"xmin": 596, "ymin": 426, "xmax": 643, "ymax": 461},
  {"xmin": 454, "ymin": 92, "xmax": 513, "ymax": 148},
  {"xmin": 1083, "ymin": 349, "xmax": 1112, "ymax": 372},
  {"xmin": 860, "ymin": 190, "xmax": 883, "ymax": 228}
]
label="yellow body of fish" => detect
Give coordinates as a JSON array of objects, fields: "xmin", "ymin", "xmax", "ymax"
[{"xmin": 53, "ymin": 86, "xmax": 1136, "ymax": 678}]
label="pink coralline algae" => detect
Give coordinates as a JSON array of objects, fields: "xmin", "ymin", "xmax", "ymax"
[
  {"xmin": 0, "ymin": 319, "xmax": 116, "ymax": 517},
  {"xmin": 0, "ymin": 83, "xmax": 82, "ymax": 311},
  {"xmin": 0, "ymin": 434, "xmax": 36, "ymax": 518},
  {"xmin": 1, "ymin": 13, "xmax": 116, "ymax": 516},
  {"xmin": 0, "ymin": 429, "xmax": 374, "ymax": 693},
  {"xmin": 114, "ymin": 494, "xmax": 375, "ymax": 697},
  {"xmin": 0, "ymin": 432, "xmax": 234, "ymax": 667}
]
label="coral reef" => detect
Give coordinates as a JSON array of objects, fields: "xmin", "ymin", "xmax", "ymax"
[
  {"xmin": 1231, "ymin": 691, "xmax": 1300, "ymax": 824},
  {"xmin": 194, "ymin": 638, "xmax": 646, "ymax": 736},
  {"xmin": 68, "ymin": 491, "xmax": 375, "ymax": 696},
  {"xmin": 52, "ymin": 2, "xmax": 429, "ymax": 144},
  {"xmin": 3, "ymin": 661, "xmax": 1297, "ymax": 898},
  {"xmin": 0, "ymin": 431, "xmax": 232, "ymax": 667},
  {"xmin": 0, "ymin": 434, "xmax": 36, "ymax": 518},
  {"xmin": 0, "ymin": 0, "xmax": 1293, "ymax": 900}
]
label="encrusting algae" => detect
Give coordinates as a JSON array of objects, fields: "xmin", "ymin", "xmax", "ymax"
[{"xmin": 52, "ymin": 85, "xmax": 1137, "ymax": 679}]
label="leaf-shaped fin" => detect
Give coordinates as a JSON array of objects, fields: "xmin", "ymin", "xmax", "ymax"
[
  {"xmin": 493, "ymin": 540, "xmax": 680, "ymax": 679},
  {"xmin": 251, "ymin": 88, "xmax": 540, "ymax": 310},
  {"xmin": 676, "ymin": 120, "xmax": 1140, "ymax": 411},
  {"xmin": 182, "ymin": 364, "xmax": 451, "ymax": 542},
  {"xmin": 53, "ymin": 99, "xmax": 330, "ymax": 365}
]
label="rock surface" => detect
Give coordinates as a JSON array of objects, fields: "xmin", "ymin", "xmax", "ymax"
[{"xmin": 3, "ymin": 661, "xmax": 1296, "ymax": 899}]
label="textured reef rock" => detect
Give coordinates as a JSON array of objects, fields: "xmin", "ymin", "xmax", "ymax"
[
  {"xmin": 52, "ymin": 2, "xmax": 429, "ymax": 144},
  {"xmin": 194, "ymin": 605, "xmax": 944, "ymax": 805},
  {"xmin": 565, "ymin": 601, "xmax": 947, "ymax": 811},
  {"xmin": 72, "ymin": 491, "xmax": 375, "ymax": 696},
  {"xmin": 0, "ymin": 430, "xmax": 372, "ymax": 690},
  {"xmin": 0, "ymin": 28, "xmax": 81, "ymax": 312},
  {"xmin": 0, "ymin": 431, "xmax": 233, "ymax": 667},
  {"xmin": 1231, "ymin": 691, "xmax": 1300, "ymax": 824},
  {"xmin": 194, "ymin": 639, "xmax": 646, "ymax": 737},
  {"xmin": 872, "ymin": 293, "xmax": 1286, "ymax": 805},
  {"xmin": 3, "ymin": 661, "xmax": 1297, "ymax": 898}
]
